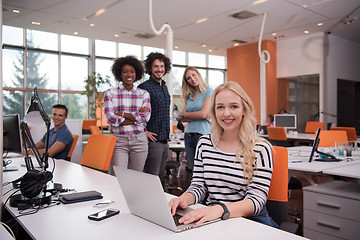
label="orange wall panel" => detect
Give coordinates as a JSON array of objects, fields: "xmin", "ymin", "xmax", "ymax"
[{"xmin": 227, "ymin": 40, "xmax": 277, "ymax": 124}]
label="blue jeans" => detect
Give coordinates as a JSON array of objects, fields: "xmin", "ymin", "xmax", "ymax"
[
  {"xmin": 184, "ymin": 133, "xmax": 202, "ymax": 170},
  {"xmin": 246, "ymin": 206, "xmax": 279, "ymax": 228}
]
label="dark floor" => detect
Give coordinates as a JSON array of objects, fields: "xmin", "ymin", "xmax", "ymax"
[{"xmin": 163, "ymin": 160, "xmax": 336, "ymax": 238}]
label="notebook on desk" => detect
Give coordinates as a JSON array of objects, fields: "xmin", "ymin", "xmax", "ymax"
[{"xmin": 113, "ymin": 166, "xmax": 220, "ymax": 232}]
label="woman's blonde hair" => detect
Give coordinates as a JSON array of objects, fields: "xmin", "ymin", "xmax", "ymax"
[
  {"xmin": 210, "ymin": 81, "xmax": 265, "ymax": 183},
  {"xmin": 181, "ymin": 66, "xmax": 208, "ymax": 105}
]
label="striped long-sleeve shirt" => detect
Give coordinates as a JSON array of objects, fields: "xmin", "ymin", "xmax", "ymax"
[
  {"xmin": 186, "ymin": 134, "xmax": 273, "ymax": 215},
  {"xmin": 104, "ymin": 85, "xmax": 151, "ymax": 135}
]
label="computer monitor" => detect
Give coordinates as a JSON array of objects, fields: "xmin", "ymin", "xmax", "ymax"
[
  {"xmin": 274, "ymin": 114, "xmax": 297, "ymax": 130},
  {"xmin": 309, "ymin": 128, "xmax": 339, "ymax": 162},
  {"xmin": 3, "ymin": 114, "xmax": 23, "ymax": 154}
]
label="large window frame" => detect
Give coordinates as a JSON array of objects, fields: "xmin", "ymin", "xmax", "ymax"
[{"xmin": 2, "ymin": 25, "xmax": 227, "ymax": 119}]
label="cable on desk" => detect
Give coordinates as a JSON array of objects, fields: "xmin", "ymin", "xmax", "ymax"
[{"xmin": 0, "ymin": 221, "xmax": 16, "ymax": 239}]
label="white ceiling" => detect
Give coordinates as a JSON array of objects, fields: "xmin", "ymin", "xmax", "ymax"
[{"xmin": 3, "ymin": 0, "xmax": 360, "ymax": 56}]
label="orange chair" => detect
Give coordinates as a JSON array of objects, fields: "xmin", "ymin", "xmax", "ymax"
[
  {"xmin": 266, "ymin": 146, "xmax": 300, "ymax": 232},
  {"xmin": 89, "ymin": 125, "xmax": 101, "ymax": 135},
  {"xmin": 82, "ymin": 119, "xmax": 97, "ymax": 134},
  {"xmin": 267, "ymin": 127, "xmax": 288, "ymax": 147},
  {"xmin": 305, "ymin": 121, "xmax": 324, "ymax": 133},
  {"xmin": 81, "ymin": 134, "xmax": 116, "ymax": 172},
  {"xmin": 65, "ymin": 134, "xmax": 79, "ymax": 161},
  {"xmin": 330, "ymin": 127, "xmax": 357, "ymax": 143},
  {"xmin": 318, "ymin": 130, "xmax": 348, "ymax": 147}
]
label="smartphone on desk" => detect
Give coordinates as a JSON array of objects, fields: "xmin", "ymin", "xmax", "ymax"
[{"xmin": 88, "ymin": 208, "xmax": 120, "ymax": 221}]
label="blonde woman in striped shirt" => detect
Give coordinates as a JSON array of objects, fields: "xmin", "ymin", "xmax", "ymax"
[{"xmin": 169, "ymin": 81, "xmax": 278, "ymax": 228}]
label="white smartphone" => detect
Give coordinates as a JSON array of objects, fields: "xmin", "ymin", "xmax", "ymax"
[
  {"xmin": 88, "ymin": 208, "xmax": 120, "ymax": 221},
  {"xmin": 93, "ymin": 200, "xmax": 115, "ymax": 208}
]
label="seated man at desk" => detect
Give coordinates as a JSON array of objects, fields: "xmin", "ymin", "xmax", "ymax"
[{"xmin": 30, "ymin": 104, "xmax": 73, "ymax": 160}]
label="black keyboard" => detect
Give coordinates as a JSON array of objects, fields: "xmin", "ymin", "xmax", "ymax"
[
  {"xmin": 314, "ymin": 158, "xmax": 342, "ymax": 162},
  {"xmin": 173, "ymin": 213, "xmax": 183, "ymax": 226}
]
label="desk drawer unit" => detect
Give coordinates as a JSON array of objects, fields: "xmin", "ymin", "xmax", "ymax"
[{"xmin": 303, "ymin": 181, "xmax": 360, "ymax": 240}]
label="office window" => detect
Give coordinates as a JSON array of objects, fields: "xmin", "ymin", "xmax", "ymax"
[
  {"xmin": 2, "ymin": 25, "xmax": 24, "ymax": 46},
  {"xmin": 27, "ymin": 92, "xmax": 58, "ymax": 117},
  {"xmin": 61, "ymin": 55, "xmax": 88, "ymax": 91},
  {"xmin": 3, "ymin": 47, "xmax": 24, "ymax": 88},
  {"xmin": 62, "ymin": 93, "xmax": 88, "ymax": 120},
  {"xmin": 188, "ymin": 52, "xmax": 206, "ymax": 67},
  {"xmin": 209, "ymin": 55, "xmax": 226, "ymax": 69},
  {"xmin": 172, "ymin": 50, "xmax": 186, "ymax": 65},
  {"xmin": 27, "ymin": 50, "xmax": 58, "ymax": 90},
  {"xmin": 95, "ymin": 40, "xmax": 116, "ymax": 58},
  {"xmin": 197, "ymin": 69, "xmax": 207, "ymax": 83},
  {"xmin": 118, "ymin": 43, "xmax": 141, "ymax": 59},
  {"xmin": 3, "ymin": 90, "xmax": 25, "ymax": 118},
  {"xmin": 27, "ymin": 29, "xmax": 58, "ymax": 51},
  {"xmin": 208, "ymin": 69, "xmax": 225, "ymax": 89},
  {"xmin": 171, "ymin": 66, "xmax": 185, "ymax": 96},
  {"xmin": 61, "ymin": 34, "xmax": 89, "ymax": 55},
  {"xmin": 144, "ymin": 46, "xmax": 164, "ymax": 58}
]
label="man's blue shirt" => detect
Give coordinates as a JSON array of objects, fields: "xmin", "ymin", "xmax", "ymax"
[
  {"xmin": 41, "ymin": 123, "xmax": 73, "ymax": 160},
  {"xmin": 138, "ymin": 76, "xmax": 170, "ymax": 142}
]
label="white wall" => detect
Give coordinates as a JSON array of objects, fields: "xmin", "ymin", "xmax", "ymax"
[
  {"xmin": 276, "ymin": 32, "xmax": 360, "ymax": 127},
  {"xmin": 325, "ymin": 34, "xmax": 360, "ymax": 125}
]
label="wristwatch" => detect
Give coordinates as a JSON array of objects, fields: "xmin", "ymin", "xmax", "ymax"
[{"xmin": 216, "ymin": 202, "xmax": 230, "ymax": 220}]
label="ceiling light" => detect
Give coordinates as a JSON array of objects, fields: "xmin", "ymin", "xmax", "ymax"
[
  {"xmin": 252, "ymin": 0, "xmax": 268, "ymax": 6},
  {"xmin": 272, "ymin": 33, "xmax": 277, "ymax": 36},
  {"xmin": 344, "ymin": 17, "xmax": 358, "ymax": 25},
  {"xmin": 31, "ymin": 21, "xmax": 40, "ymax": 25},
  {"xmin": 208, "ymin": 49, "xmax": 213, "ymax": 53},
  {"xmin": 174, "ymin": 46, "xmax": 179, "ymax": 49},
  {"xmin": 196, "ymin": 18, "xmax": 208, "ymax": 24},
  {"xmin": 114, "ymin": 34, "xmax": 119, "ymax": 37},
  {"xmin": 234, "ymin": 43, "xmax": 240, "ymax": 46},
  {"xmin": 304, "ymin": 30, "xmax": 309, "ymax": 34},
  {"xmin": 13, "ymin": 9, "xmax": 20, "ymax": 14},
  {"xmin": 317, "ymin": 22, "xmax": 323, "ymax": 26},
  {"xmin": 202, "ymin": 44, "xmax": 207, "ymax": 48},
  {"xmin": 74, "ymin": 32, "xmax": 79, "ymax": 35},
  {"xmin": 94, "ymin": 8, "xmax": 106, "ymax": 17},
  {"xmin": 90, "ymin": 23, "xmax": 95, "ymax": 27}
]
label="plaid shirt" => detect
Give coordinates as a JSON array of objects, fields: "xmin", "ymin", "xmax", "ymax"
[
  {"xmin": 138, "ymin": 76, "xmax": 170, "ymax": 142},
  {"xmin": 104, "ymin": 85, "xmax": 151, "ymax": 135}
]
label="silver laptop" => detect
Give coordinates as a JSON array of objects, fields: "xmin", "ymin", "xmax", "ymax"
[{"xmin": 113, "ymin": 166, "xmax": 220, "ymax": 232}]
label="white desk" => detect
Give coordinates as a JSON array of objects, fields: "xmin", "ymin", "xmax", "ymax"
[
  {"xmin": 287, "ymin": 146, "xmax": 360, "ymax": 178},
  {"xmin": 2, "ymin": 158, "xmax": 307, "ymax": 240},
  {"xmin": 322, "ymin": 163, "xmax": 360, "ymax": 179},
  {"xmin": 259, "ymin": 133, "xmax": 315, "ymax": 141}
]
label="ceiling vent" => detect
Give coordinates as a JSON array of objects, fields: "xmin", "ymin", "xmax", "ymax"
[
  {"xmin": 134, "ymin": 33, "xmax": 155, "ymax": 39},
  {"xmin": 232, "ymin": 39, "xmax": 248, "ymax": 44},
  {"xmin": 230, "ymin": 10, "xmax": 257, "ymax": 20}
]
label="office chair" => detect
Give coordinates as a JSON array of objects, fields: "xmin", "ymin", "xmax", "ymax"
[
  {"xmin": 267, "ymin": 146, "xmax": 301, "ymax": 233},
  {"xmin": 65, "ymin": 134, "xmax": 79, "ymax": 161},
  {"xmin": 267, "ymin": 127, "xmax": 289, "ymax": 147},
  {"xmin": 330, "ymin": 127, "xmax": 357, "ymax": 144},
  {"xmin": 81, "ymin": 134, "xmax": 116, "ymax": 172},
  {"xmin": 305, "ymin": 121, "xmax": 324, "ymax": 133},
  {"xmin": 89, "ymin": 125, "xmax": 101, "ymax": 135},
  {"xmin": 82, "ymin": 119, "xmax": 97, "ymax": 134},
  {"xmin": 318, "ymin": 130, "xmax": 348, "ymax": 147}
]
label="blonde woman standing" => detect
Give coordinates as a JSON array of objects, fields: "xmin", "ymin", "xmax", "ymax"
[
  {"xmin": 178, "ymin": 67, "xmax": 213, "ymax": 171},
  {"xmin": 169, "ymin": 81, "xmax": 278, "ymax": 228}
]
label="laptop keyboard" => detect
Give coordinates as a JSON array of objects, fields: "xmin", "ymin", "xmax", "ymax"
[{"xmin": 173, "ymin": 213, "xmax": 183, "ymax": 226}]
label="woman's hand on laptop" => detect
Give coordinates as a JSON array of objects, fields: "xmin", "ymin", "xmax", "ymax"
[
  {"xmin": 178, "ymin": 205, "xmax": 223, "ymax": 226},
  {"xmin": 168, "ymin": 192, "xmax": 194, "ymax": 216}
]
